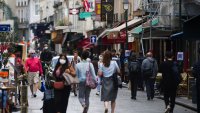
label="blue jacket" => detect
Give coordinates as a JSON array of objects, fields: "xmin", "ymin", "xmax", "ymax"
[{"xmin": 76, "ymin": 60, "xmax": 96, "ymax": 82}]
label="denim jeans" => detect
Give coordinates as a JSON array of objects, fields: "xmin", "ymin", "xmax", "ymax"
[
  {"xmin": 96, "ymin": 76, "xmax": 101, "ymax": 92},
  {"xmin": 145, "ymin": 78, "xmax": 155, "ymax": 99},
  {"xmin": 78, "ymin": 82, "xmax": 91, "ymax": 107}
]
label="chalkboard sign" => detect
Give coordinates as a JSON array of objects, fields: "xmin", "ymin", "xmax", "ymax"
[{"xmin": 188, "ymin": 77, "xmax": 195, "ymax": 99}]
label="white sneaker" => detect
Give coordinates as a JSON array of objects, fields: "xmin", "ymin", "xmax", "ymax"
[
  {"xmin": 164, "ymin": 105, "xmax": 170, "ymax": 113},
  {"xmin": 96, "ymin": 92, "xmax": 100, "ymax": 95},
  {"xmin": 122, "ymin": 82, "xmax": 127, "ymax": 85}
]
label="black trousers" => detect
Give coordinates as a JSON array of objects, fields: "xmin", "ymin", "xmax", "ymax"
[
  {"xmin": 54, "ymin": 86, "xmax": 71, "ymax": 113},
  {"xmin": 130, "ymin": 77, "xmax": 138, "ymax": 98},
  {"xmin": 163, "ymin": 87, "xmax": 177, "ymax": 113},
  {"xmin": 145, "ymin": 78, "xmax": 155, "ymax": 99}
]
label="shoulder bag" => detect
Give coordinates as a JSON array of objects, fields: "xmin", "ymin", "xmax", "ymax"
[
  {"xmin": 86, "ymin": 63, "xmax": 97, "ymax": 89},
  {"xmin": 53, "ymin": 81, "xmax": 65, "ymax": 90},
  {"xmin": 63, "ymin": 72, "xmax": 80, "ymax": 85}
]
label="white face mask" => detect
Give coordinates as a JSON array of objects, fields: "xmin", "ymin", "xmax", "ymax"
[
  {"xmin": 59, "ymin": 59, "xmax": 66, "ymax": 64},
  {"xmin": 44, "ymin": 47, "xmax": 48, "ymax": 50},
  {"xmin": 99, "ymin": 56, "xmax": 103, "ymax": 61}
]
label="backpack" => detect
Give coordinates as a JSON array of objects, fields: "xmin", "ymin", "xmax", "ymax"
[
  {"xmin": 143, "ymin": 60, "xmax": 155, "ymax": 78},
  {"xmin": 129, "ymin": 61, "xmax": 139, "ymax": 73},
  {"xmin": 172, "ymin": 62, "xmax": 182, "ymax": 85}
]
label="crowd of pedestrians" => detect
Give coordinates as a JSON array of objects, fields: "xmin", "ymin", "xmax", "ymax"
[{"xmin": 2, "ymin": 44, "xmax": 199, "ymax": 113}]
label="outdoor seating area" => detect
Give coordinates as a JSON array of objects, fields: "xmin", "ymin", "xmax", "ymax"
[{"xmin": 156, "ymin": 72, "xmax": 192, "ymax": 97}]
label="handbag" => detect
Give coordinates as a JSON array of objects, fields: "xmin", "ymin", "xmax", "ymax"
[
  {"xmin": 53, "ymin": 81, "xmax": 64, "ymax": 90},
  {"xmin": 86, "ymin": 63, "xmax": 97, "ymax": 89},
  {"xmin": 63, "ymin": 73, "xmax": 80, "ymax": 85},
  {"xmin": 112, "ymin": 73, "xmax": 122, "ymax": 89},
  {"xmin": 39, "ymin": 80, "xmax": 46, "ymax": 92}
]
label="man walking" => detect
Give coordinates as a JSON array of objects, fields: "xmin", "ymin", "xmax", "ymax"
[
  {"xmin": 71, "ymin": 50, "xmax": 81, "ymax": 96},
  {"xmin": 141, "ymin": 52, "xmax": 158, "ymax": 100},
  {"xmin": 25, "ymin": 50, "xmax": 43, "ymax": 97},
  {"xmin": 40, "ymin": 44, "xmax": 53, "ymax": 74},
  {"xmin": 137, "ymin": 51, "xmax": 145, "ymax": 91},
  {"xmin": 160, "ymin": 51, "xmax": 180, "ymax": 113}
]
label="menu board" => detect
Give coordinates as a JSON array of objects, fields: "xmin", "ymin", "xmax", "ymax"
[{"xmin": 188, "ymin": 77, "xmax": 196, "ymax": 100}]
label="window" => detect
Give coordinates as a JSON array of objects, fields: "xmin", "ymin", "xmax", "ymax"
[
  {"xmin": 16, "ymin": 0, "xmax": 18, "ymax": 6},
  {"xmin": 18, "ymin": 10, "xmax": 21, "ymax": 22},
  {"xmin": 21, "ymin": 9, "xmax": 23, "ymax": 22}
]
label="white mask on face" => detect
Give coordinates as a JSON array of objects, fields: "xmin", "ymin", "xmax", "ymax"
[
  {"xmin": 59, "ymin": 59, "xmax": 66, "ymax": 64},
  {"xmin": 99, "ymin": 56, "xmax": 103, "ymax": 61},
  {"xmin": 44, "ymin": 47, "xmax": 48, "ymax": 50}
]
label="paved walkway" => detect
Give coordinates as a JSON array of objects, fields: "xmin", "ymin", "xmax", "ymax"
[{"xmin": 13, "ymin": 88, "xmax": 196, "ymax": 113}]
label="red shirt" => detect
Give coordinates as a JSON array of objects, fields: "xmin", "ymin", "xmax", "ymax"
[{"xmin": 25, "ymin": 57, "xmax": 43, "ymax": 74}]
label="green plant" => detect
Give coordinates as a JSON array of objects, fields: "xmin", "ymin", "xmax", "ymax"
[{"xmin": 57, "ymin": 20, "xmax": 65, "ymax": 26}]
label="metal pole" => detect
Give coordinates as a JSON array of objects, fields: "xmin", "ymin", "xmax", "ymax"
[
  {"xmin": 93, "ymin": 20, "xmax": 95, "ymax": 29},
  {"xmin": 125, "ymin": 9, "xmax": 128, "ymax": 50},
  {"xmin": 149, "ymin": 19, "xmax": 152, "ymax": 50},
  {"xmin": 179, "ymin": 0, "xmax": 182, "ymax": 30}
]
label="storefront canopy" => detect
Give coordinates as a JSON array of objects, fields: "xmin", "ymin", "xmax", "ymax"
[
  {"xmin": 108, "ymin": 18, "xmax": 143, "ymax": 32},
  {"xmin": 131, "ymin": 18, "xmax": 159, "ymax": 34},
  {"xmin": 97, "ymin": 18, "xmax": 144, "ymax": 40},
  {"xmin": 170, "ymin": 15, "xmax": 200, "ymax": 40}
]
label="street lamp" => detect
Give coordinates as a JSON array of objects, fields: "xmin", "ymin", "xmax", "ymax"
[
  {"xmin": 91, "ymin": 12, "xmax": 96, "ymax": 30},
  {"xmin": 123, "ymin": 0, "xmax": 129, "ymax": 50}
]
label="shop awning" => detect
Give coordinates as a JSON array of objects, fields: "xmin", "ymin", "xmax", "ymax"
[
  {"xmin": 170, "ymin": 32, "xmax": 183, "ymax": 40},
  {"xmin": 101, "ymin": 31, "xmax": 126, "ymax": 44},
  {"xmin": 108, "ymin": 18, "xmax": 143, "ymax": 32},
  {"xmin": 170, "ymin": 15, "xmax": 200, "ymax": 40},
  {"xmin": 77, "ymin": 38, "xmax": 93, "ymax": 48},
  {"xmin": 67, "ymin": 33, "xmax": 84, "ymax": 42},
  {"xmin": 131, "ymin": 18, "xmax": 159, "ymax": 34},
  {"xmin": 97, "ymin": 29, "xmax": 111, "ymax": 39},
  {"xmin": 183, "ymin": 15, "xmax": 200, "ymax": 40}
]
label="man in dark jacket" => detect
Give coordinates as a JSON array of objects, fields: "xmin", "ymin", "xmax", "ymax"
[
  {"xmin": 192, "ymin": 49, "xmax": 200, "ymax": 113},
  {"xmin": 137, "ymin": 51, "xmax": 145, "ymax": 91},
  {"xmin": 40, "ymin": 44, "xmax": 53, "ymax": 75},
  {"xmin": 141, "ymin": 52, "xmax": 158, "ymax": 100},
  {"xmin": 128, "ymin": 53, "xmax": 140, "ymax": 100},
  {"xmin": 160, "ymin": 51, "xmax": 180, "ymax": 113}
]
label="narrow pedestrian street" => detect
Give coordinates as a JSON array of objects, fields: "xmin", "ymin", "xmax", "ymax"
[{"xmin": 13, "ymin": 88, "xmax": 196, "ymax": 113}]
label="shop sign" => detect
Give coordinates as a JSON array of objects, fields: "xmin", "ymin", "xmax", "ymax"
[
  {"xmin": 79, "ymin": 12, "xmax": 92, "ymax": 19},
  {"xmin": 101, "ymin": 0, "xmax": 114, "ymax": 23},
  {"xmin": 177, "ymin": 52, "xmax": 184, "ymax": 61}
]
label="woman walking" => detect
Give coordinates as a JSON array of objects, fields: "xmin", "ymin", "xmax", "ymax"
[
  {"xmin": 76, "ymin": 50, "xmax": 97, "ymax": 113},
  {"xmin": 98, "ymin": 51, "xmax": 121, "ymax": 113},
  {"xmin": 53, "ymin": 54, "xmax": 75, "ymax": 113}
]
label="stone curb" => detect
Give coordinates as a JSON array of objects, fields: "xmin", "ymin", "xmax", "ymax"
[{"xmin": 156, "ymin": 96, "xmax": 197, "ymax": 112}]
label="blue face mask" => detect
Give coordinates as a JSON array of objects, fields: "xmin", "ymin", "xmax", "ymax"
[{"xmin": 31, "ymin": 53, "xmax": 35, "ymax": 58}]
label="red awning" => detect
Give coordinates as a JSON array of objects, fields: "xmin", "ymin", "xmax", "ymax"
[
  {"xmin": 102, "ymin": 31, "xmax": 126, "ymax": 44},
  {"xmin": 77, "ymin": 38, "xmax": 94, "ymax": 48}
]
